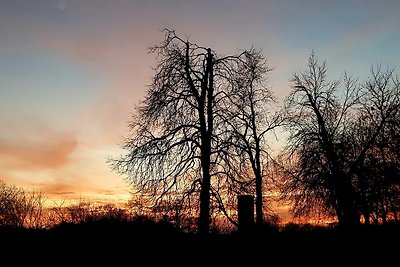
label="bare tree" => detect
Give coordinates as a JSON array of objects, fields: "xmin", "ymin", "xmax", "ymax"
[
  {"xmin": 0, "ymin": 180, "xmax": 46, "ymax": 228},
  {"xmin": 224, "ymin": 48, "xmax": 283, "ymax": 225},
  {"xmin": 281, "ymin": 52, "xmax": 360, "ymax": 226},
  {"xmin": 110, "ymin": 29, "xmax": 267, "ymax": 234},
  {"xmin": 352, "ymin": 66, "xmax": 400, "ymax": 224},
  {"xmin": 281, "ymin": 53, "xmax": 400, "ymax": 226}
]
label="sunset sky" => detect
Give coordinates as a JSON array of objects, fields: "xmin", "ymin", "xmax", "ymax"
[{"xmin": 1, "ymin": 0, "xmax": 400, "ymax": 207}]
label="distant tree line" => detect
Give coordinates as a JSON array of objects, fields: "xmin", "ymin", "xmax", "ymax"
[{"xmin": 0, "ymin": 180, "xmax": 131, "ymax": 228}]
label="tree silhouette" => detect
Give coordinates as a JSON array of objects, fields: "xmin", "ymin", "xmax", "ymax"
[
  {"xmin": 0, "ymin": 180, "xmax": 46, "ymax": 228},
  {"xmin": 224, "ymin": 49, "xmax": 283, "ymax": 224},
  {"xmin": 110, "ymin": 29, "xmax": 269, "ymax": 234},
  {"xmin": 351, "ymin": 66, "xmax": 400, "ymax": 223},
  {"xmin": 281, "ymin": 52, "xmax": 360, "ymax": 225},
  {"xmin": 280, "ymin": 53, "xmax": 400, "ymax": 226}
]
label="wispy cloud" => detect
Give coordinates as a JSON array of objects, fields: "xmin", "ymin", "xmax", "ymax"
[
  {"xmin": 39, "ymin": 180, "xmax": 130, "ymax": 205},
  {"xmin": 0, "ymin": 130, "xmax": 77, "ymax": 170}
]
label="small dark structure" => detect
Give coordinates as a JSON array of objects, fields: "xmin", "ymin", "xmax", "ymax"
[{"xmin": 237, "ymin": 195, "xmax": 255, "ymax": 231}]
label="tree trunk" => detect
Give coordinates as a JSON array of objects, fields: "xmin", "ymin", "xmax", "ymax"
[
  {"xmin": 199, "ymin": 158, "xmax": 211, "ymax": 235},
  {"xmin": 335, "ymin": 175, "xmax": 359, "ymax": 226},
  {"xmin": 198, "ymin": 48, "xmax": 214, "ymax": 236},
  {"xmin": 255, "ymin": 172, "xmax": 263, "ymax": 225},
  {"xmin": 250, "ymin": 89, "xmax": 263, "ymax": 225},
  {"xmin": 363, "ymin": 211, "xmax": 370, "ymax": 225}
]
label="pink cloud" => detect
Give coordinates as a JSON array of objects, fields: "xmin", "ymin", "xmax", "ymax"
[{"xmin": 0, "ymin": 131, "xmax": 77, "ymax": 170}]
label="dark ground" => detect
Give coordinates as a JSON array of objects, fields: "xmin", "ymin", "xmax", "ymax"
[{"xmin": 1, "ymin": 220, "xmax": 399, "ymax": 265}]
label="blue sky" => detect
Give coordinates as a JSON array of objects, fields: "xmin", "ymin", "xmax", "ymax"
[{"xmin": 1, "ymin": 0, "xmax": 399, "ymax": 206}]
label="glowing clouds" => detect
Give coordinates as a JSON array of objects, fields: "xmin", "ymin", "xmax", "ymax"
[{"xmin": 0, "ymin": 131, "xmax": 77, "ymax": 170}]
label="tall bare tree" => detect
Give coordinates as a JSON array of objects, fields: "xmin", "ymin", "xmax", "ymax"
[
  {"xmin": 281, "ymin": 52, "xmax": 360, "ymax": 225},
  {"xmin": 110, "ymin": 29, "xmax": 268, "ymax": 234},
  {"xmin": 225, "ymin": 49, "xmax": 282, "ymax": 225},
  {"xmin": 351, "ymin": 66, "xmax": 400, "ymax": 224},
  {"xmin": 281, "ymin": 53, "xmax": 400, "ymax": 226}
]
